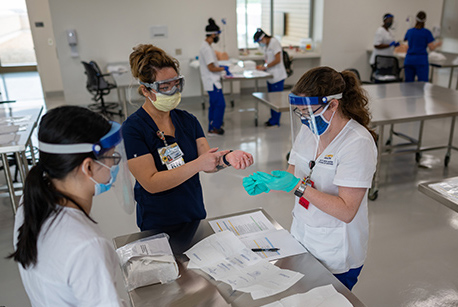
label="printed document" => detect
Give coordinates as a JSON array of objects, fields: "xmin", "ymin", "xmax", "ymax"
[{"xmin": 185, "ymin": 231, "xmax": 303, "ymax": 300}]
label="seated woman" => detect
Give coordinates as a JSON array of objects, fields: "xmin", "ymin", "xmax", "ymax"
[
  {"xmin": 9, "ymin": 106, "xmax": 128, "ymax": 306},
  {"xmin": 122, "ymin": 44, "xmax": 254, "ymax": 231}
]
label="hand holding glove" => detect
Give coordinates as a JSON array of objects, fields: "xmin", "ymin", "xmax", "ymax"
[{"xmin": 242, "ymin": 170, "xmax": 300, "ymax": 196}]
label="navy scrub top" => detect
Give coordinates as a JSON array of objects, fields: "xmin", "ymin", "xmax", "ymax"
[
  {"xmin": 122, "ymin": 107, "xmax": 206, "ymax": 230},
  {"xmin": 404, "ymin": 28, "xmax": 434, "ymax": 66}
]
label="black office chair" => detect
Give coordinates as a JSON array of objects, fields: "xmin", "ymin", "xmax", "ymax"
[
  {"xmin": 81, "ymin": 61, "xmax": 122, "ymax": 118},
  {"xmin": 282, "ymin": 50, "xmax": 294, "ymax": 90},
  {"xmin": 370, "ymin": 55, "xmax": 402, "ymax": 83},
  {"xmin": 344, "ymin": 68, "xmax": 372, "ymax": 85}
]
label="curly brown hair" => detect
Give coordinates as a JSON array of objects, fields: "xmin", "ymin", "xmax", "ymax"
[
  {"xmin": 292, "ymin": 66, "xmax": 376, "ymax": 141},
  {"xmin": 129, "ymin": 44, "xmax": 180, "ymax": 96}
]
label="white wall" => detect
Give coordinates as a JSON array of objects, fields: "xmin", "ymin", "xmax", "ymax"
[
  {"xmin": 41, "ymin": 0, "xmax": 444, "ymax": 105},
  {"xmin": 319, "ymin": 0, "xmax": 444, "ymax": 81},
  {"xmin": 25, "ymin": 0, "xmax": 63, "ymax": 95},
  {"xmin": 47, "ymin": 0, "xmax": 237, "ymax": 105}
]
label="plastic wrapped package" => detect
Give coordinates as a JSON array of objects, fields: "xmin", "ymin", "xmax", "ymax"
[{"xmin": 116, "ymin": 233, "xmax": 179, "ymax": 291}]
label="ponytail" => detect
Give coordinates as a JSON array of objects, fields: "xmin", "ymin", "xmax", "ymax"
[
  {"xmin": 7, "ymin": 106, "xmax": 110, "ymax": 269},
  {"xmin": 340, "ymin": 70, "xmax": 377, "ymax": 142}
]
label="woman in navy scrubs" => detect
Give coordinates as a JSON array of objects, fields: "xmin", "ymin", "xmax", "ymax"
[
  {"xmin": 122, "ymin": 44, "xmax": 254, "ymax": 231},
  {"xmin": 404, "ymin": 11, "xmax": 442, "ymax": 82}
]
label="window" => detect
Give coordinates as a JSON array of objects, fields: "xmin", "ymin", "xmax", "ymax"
[{"xmin": 237, "ymin": 0, "xmax": 312, "ymax": 49}]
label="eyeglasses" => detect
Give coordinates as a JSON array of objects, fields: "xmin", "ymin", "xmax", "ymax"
[
  {"xmin": 293, "ymin": 105, "xmax": 324, "ymax": 119},
  {"xmin": 98, "ymin": 151, "xmax": 121, "ymax": 165}
]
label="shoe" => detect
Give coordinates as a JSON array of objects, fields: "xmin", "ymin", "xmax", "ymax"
[
  {"xmin": 208, "ymin": 128, "xmax": 225, "ymax": 135},
  {"xmin": 264, "ymin": 121, "xmax": 279, "ymax": 127}
]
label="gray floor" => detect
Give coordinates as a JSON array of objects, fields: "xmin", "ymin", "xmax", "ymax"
[{"xmin": 1, "ymin": 72, "xmax": 458, "ymax": 307}]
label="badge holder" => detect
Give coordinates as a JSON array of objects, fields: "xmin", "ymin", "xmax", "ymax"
[{"xmin": 156, "ymin": 130, "xmax": 185, "ymax": 170}]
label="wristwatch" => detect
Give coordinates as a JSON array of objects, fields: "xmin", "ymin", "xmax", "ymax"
[
  {"xmin": 222, "ymin": 150, "xmax": 233, "ymax": 167},
  {"xmin": 294, "ymin": 182, "xmax": 307, "ymax": 197}
]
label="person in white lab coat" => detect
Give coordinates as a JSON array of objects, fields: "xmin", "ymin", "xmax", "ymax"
[
  {"xmin": 8, "ymin": 106, "xmax": 128, "ymax": 306},
  {"xmin": 199, "ymin": 18, "xmax": 228, "ymax": 135},
  {"xmin": 369, "ymin": 13, "xmax": 399, "ymax": 67},
  {"xmin": 243, "ymin": 67, "xmax": 377, "ymax": 290},
  {"xmin": 254, "ymin": 28, "xmax": 287, "ymax": 127}
]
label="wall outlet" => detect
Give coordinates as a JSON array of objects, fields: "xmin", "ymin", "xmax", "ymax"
[{"xmin": 175, "ymin": 48, "xmax": 182, "ymax": 55}]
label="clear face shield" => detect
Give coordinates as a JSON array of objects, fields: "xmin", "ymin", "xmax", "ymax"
[
  {"xmin": 38, "ymin": 121, "xmax": 135, "ymax": 214},
  {"xmin": 289, "ymin": 93, "xmax": 342, "ymax": 145},
  {"xmin": 139, "ymin": 75, "xmax": 185, "ymax": 96}
]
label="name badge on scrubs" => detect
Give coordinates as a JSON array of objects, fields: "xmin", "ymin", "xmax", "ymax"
[{"xmin": 157, "ymin": 143, "xmax": 185, "ymax": 170}]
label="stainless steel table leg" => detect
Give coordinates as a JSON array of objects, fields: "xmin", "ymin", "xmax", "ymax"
[
  {"xmin": 255, "ymin": 100, "xmax": 259, "ymax": 126},
  {"xmin": 445, "ymin": 116, "xmax": 456, "ymax": 167},
  {"xmin": 230, "ymin": 80, "xmax": 234, "ymax": 108},
  {"xmin": 415, "ymin": 120, "xmax": 425, "ymax": 162},
  {"xmin": 21, "ymin": 150, "xmax": 29, "ymax": 176},
  {"xmin": 1, "ymin": 153, "xmax": 17, "ymax": 214},
  {"xmin": 448, "ymin": 68, "xmax": 454, "ymax": 89},
  {"xmin": 28, "ymin": 140, "xmax": 36, "ymax": 165},
  {"xmin": 369, "ymin": 124, "xmax": 384, "ymax": 200},
  {"xmin": 121, "ymin": 88, "xmax": 128, "ymax": 121},
  {"xmin": 430, "ymin": 66, "xmax": 434, "ymax": 83},
  {"xmin": 15, "ymin": 152, "xmax": 27, "ymax": 185},
  {"xmin": 255, "ymin": 80, "xmax": 259, "ymax": 92}
]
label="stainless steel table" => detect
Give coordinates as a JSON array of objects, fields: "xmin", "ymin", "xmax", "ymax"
[
  {"xmin": 252, "ymin": 82, "xmax": 458, "ymax": 200},
  {"xmin": 418, "ymin": 177, "xmax": 458, "ymax": 213},
  {"xmin": 428, "ymin": 52, "xmax": 458, "ymax": 89},
  {"xmin": 113, "ymin": 208, "xmax": 365, "ymax": 307},
  {"xmin": 0, "ymin": 103, "xmax": 43, "ymax": 213}
]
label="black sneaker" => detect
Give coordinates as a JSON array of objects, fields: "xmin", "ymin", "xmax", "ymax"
[
  {"xmin": 208, "ymin": 128, "xmax": 225, "ymax": 135},
  {"xmin": 264, "ymin": 121, "xmax": 279, "ymax": 127}
]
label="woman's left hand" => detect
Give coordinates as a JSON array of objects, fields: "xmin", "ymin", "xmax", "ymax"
[{"xmin": 225, "ymin": 150, "xmax": 254, "ymax": 170}]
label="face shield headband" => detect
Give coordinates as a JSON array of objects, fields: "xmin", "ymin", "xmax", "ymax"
[
  {"xmin": 139, "ymin": 75, "xmax": 185, "ymax": 96},
  {"xmin": 206, "ymin": 30, "xmax": 221, "ymax": 35},
  {"xmin": 288, "ymin": 93, "xmax": 343, "ymax": 107},
  {"xmin": 38, "ymin": 121, "xmax": 122, "ymax": 158},
  {"xmin": 254, "ymin": 33, "xmax": 265, "ymax": 43}
]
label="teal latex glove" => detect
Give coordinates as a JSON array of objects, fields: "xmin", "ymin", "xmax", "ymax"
[
  {"xmin": 255, "ymin": 170, "xmax": 300, "ymax": 193},
  {"xmin": 243, "ymin": 174, "xmax": 270, "ymax": 196}
]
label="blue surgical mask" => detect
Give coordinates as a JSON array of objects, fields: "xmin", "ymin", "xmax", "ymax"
[
  {"xmin": 259, "ymin": 42, "xmax": 266, "ymax": 48},
  {"xmin": 89, "ymin": 161, "xmax": 119, "ymax": 196},
  {"xmin": 301, "ymin": 105, "xmax": 335, "ymax": 136}
]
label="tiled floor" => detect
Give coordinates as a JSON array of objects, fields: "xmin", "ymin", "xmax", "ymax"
[{"xmin": 1, "ymin": 72, "xmax": 458, "ymax": 306}]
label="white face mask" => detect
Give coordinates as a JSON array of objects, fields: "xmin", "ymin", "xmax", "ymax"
[{"xmin": 148, "ymin": 92, "xmax": 181, "ymax": 112}]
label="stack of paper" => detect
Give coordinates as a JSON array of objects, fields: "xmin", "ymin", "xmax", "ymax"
[
  {"xmin": 208, "ymin": 211, "xmax": 307, "ymax": 261},
  {"xmin": 185, "ymin": 231, "xmax": 303, "ymax": 300}
]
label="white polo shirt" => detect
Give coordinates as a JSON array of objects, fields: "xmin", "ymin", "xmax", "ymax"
[
  {"xmin": 263, "ymin": 37, "xmax": 287, "ymax": 84},
  {"xmin": 13, "ymin": 205, "xmax": 124, "ymax": 307},
  {"xmin": 199, "ymin": 41, "xmax": 222, "ymax": 92},
  {"xmin": 370, "ymin": 26, "xmax": 395, "ymax": 65}
]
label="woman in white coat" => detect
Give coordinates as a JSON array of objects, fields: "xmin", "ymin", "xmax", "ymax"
[{"xmin": 243, "ymin": 67, "xmax": 377, "ymax": 290}]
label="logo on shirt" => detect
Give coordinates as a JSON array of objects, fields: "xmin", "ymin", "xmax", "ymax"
[{"xmin": 318, "ymin": 154, "xmax": 334, "ymax": 166}]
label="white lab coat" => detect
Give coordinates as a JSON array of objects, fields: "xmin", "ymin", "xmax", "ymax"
[
  {"xmin": 263, "ymin": 37, "xmax": 287, "ymax": 84},
  {"xmin": 199, "ymin": 41, "xmax": 222, "ymax": 92},
  {"xmin": 288, "ymin": 119, "xmax": 377, "ymax": 274},
  {"xmin": 13, "ymin": 205, "xmax": 124, "ymax": 307},
  {"xmin": 370, "ymin": 26, "xmax": 395, "ymax": 65}
]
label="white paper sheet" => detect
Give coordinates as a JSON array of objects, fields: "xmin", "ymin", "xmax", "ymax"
[
  {"xmin": 209, "ymin": 211, "xmax": 307, "ymax": 261},
  {"xmin": 429, "ymin": 179, "xmax": 458, "ymax": 204},
  {"xmin": 260, "ymin": 284, "xmax": 353, "ymax": 307},
  {"xmin": 185, "ymin": 231, "xmax": 303, "ymax": 300}
]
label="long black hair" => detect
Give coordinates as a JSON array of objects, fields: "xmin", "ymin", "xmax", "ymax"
[{"xmin": 8, "ymin": 106, "xmax": 111, "ymax": 269}]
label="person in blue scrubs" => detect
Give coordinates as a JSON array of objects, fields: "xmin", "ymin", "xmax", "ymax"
[
  {"xmin": 122, "ymin": 44, "xmax": 254, "ymax": 231},
  {"xmin": 254, "ymin": 29, "xmax": 287, "ymax": 127},
  {"xmin": 404, "ymin": 11, "xmax": 442, "ymax": 82}
]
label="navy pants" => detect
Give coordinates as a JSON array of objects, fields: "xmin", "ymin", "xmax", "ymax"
[
  {"xmin": 404, "ymin": 64, "xmax": 429, "ymax": 82},
  {"xmin": 266, "ymin": 80, "xmax": 285, "ymax": 125},
  {"xmin": 333, "ymin": 266, "xmax": 363, "ymax": 291},
  {"xmin": 207, "ymin": 84, "xmax": 226, "ymax": 130}
]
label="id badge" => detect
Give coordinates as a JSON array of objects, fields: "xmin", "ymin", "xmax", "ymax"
[{"xmin": 157, "ymin": 143, "xmax": 185, "ymax": 170}]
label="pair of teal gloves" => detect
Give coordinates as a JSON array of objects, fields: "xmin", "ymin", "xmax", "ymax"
[{"xmin": 243, "ymin": 170, "xmax": 300, "ymax": 196}]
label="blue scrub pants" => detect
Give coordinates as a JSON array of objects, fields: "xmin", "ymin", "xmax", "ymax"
[
  {"xmin": 207, "ymin": 85, "xmax": 226, "ymax": 130},
  {"xmin": 266, "ymin": 80, "xmax": 285, "ymax": 125},
  {"xmin": 333, "ymin": 266, "xmax": 363, "ymax": 291},
  {"xmin": 404, "ymin": 64, "xmax": 429, "ymax": 82}
]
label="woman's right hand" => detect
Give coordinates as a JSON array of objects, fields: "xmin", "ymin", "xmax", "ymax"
[{"xmin": 196, "ymin": 148, "xmax": 230, "ymax": 172}]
